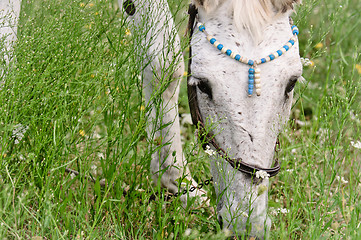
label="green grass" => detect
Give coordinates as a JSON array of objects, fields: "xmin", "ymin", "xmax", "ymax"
[{"xmin": 0, "ymin": 0, "xmax": 360, "ymax": 239}]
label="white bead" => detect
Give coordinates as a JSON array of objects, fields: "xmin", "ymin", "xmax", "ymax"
[
  {"xmin": 230, "ymin": 52, "xmax": 236, "ymax": 59},
  {"xmin": 255, "ymin": 73, "xmax": 261, "ymax": 79},
  {"xmin": 255, "ymin": 83, "xmax": 261, "ymax": 89},
  {"xmin": 291, "ymin": 36, "xmax": 297, "ymax": 42},
  {"xmin": 273, "ymin": 52, "xmax": 279, "ymax": 58},
  {"xmin": 286, "ymin": 42, "xmax": 293, "ymax": 48},
  {"xmin": 255, "ymin": 78, "xmax": 261, "ymax": 84},
  {"xmin": 255, "ymin": 68, "xmax": 261, "ymax": 73},
  {"xmin": 214, "ymin": 41, "xmax": 220, "ymax": 47},
  {"xmin": 256, "ymin": 88, "xmax": 261, "ymax": 96},
  {"xmin": 256, "ymin": 60, "xmax": 262, "ymax": 65},
  {"xmin": 221, "ymin": 48, "xmax": 227, "ymax": 54},
  {"xmin": 265, "ymin": 56, "xmax": 271, "ymax": 62},
  {"xmin": 206, "ymin": 35, "xmax": 213, "ymax": 42},
  {"xmin": 242, "ymin": 58, "xmax": 248, "ymax": 64},
  {"xmin": 281, "ymin": 48, "xmax": 287, "ymax": 54}
]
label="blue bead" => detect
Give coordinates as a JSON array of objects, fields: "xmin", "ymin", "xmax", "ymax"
[
  {"xmin": 249, "ymin": 74, "xmax": 254, "ymax": 79},
  {"xmin": 226, "ymin": 49, "xmax": 232, "ymax": 56},
  {"xmin": 269, "ymin": 54, "xmax": 275, "ymax": 60},
  {"xmin": 217, "ymin": 44, "xmax": 223, "ymax": 50},
  {"xmin": 248, "ymin": 79, "xmax": 254, "ymax": 84},
  {"xmin": 248, "ymin": 60, "xmax": 254, "ymax": 66},
  {"xmin": 249, "ymin": 68, "xmax": 255, "ymax": 74},
  {"xmin": 293, "ymin": 29, "xmax": 299, "ymax": 35},
  {"xmin": 277, "ymin": 50, "xmax": 283, "ymax": 56},
  {"xmin": 210, "ymin": 38, "xmax": 216, "ymax": 44},
  {"xmin": 283, "ymin": 45, "xmax": 289, "ymax": 51},
  {"xmin": 248, "ymin": 85, "xmax": 254, "ymax": 89},
  {"xmin": 289, "ymin": 40, "xmax": 295, "ymax": 45},
  {"xmin": 261, "ymin": 58, "xmax": 266, "ymax": 63},
  {"xmin": 248, "ymin": 89, "xmax": 253, "ymax": 95},
  {"xmin": 291, "ymin": 25, "xmax": 297, "ymax": 30},
  {"xmin": 199, "ymin": 25, "xmax": 205, "ymax": 32},
  {"xmin": 235, "ymin": 54, "xmax": 241, "ymax": 61}
]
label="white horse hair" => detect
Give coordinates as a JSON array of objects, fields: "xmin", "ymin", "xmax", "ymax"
[
  {"xmin": 0, "ymin": 0, "xmax": 20, "ymax": 66},
  {"xmin": 2, "ymin": 0, "xmax": 302, "ymax": 238},
  {"xmin": 193, "ymin": 0, "xmax": 301, "ymax": 41}
]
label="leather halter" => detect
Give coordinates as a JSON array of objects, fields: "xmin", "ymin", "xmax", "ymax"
[{"xmin": 186, "ymin": 4, "xmax": 281, "ymax": 178}]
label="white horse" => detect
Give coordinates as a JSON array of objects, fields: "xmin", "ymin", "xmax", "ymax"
[
  {"xmin": 2, "ymin": 0, "xmax": 303, "ymax": 238},
  {"xmin": 122, "ymin": 0, "xmax": 302, "ymax": 238}
]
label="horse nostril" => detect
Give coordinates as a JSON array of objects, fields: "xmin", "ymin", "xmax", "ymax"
[
  {"xmin": 123, "ymin": 0, "xmax": 136, "ymax": 16},
  {"xmin": 218, "ymin": 215, "xmax": 223, "ymax": 229}
]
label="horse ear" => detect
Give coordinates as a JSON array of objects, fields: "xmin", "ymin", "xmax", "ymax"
[
  {"xmin": 271, "ymin": 0, "xmax": 302, "ymax": 13},
  {"xmin": 192, "ymin": 0, "xmax": 220, "ymax": 13}
]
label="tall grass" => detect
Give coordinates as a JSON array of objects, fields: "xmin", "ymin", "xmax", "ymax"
[{"xmin": 0, "ymin": 0, "xmax": 360, "ymax": 239}]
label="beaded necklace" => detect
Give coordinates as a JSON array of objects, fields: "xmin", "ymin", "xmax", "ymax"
[{"xmin": 197, "ymin": 23, "xmax": 299, "ymax": 96}]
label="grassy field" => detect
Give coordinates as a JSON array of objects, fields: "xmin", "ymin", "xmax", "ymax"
[{"xmin": 0, "ymin": 0, "xmax": 360, "ymax": 239}]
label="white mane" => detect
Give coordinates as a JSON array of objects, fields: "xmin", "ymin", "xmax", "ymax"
[{"xmin": 193, "ymin": 0, "xmax": 300, "ymax": 40}]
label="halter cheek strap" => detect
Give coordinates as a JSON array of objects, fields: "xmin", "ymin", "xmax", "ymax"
[{"xmin": 186, "ymin": 4, "xmax": 281, "ymax": 178}]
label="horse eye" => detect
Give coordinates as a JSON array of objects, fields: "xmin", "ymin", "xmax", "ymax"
[
  {"xmin": 285, "ymin": 77, "xmax": 298, "ymax": 94},
  {"xmin": 197, "ymin": 79, "xmax": 213, "ymax": 99}
]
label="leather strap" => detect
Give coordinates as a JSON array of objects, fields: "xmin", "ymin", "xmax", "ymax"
[{"xmin": 186, "ymin": 4, "xmax": 281, "ymax": 178}]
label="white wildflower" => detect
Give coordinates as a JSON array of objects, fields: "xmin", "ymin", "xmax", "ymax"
[
  {"xmin": 255, "ymin": 170, "xmax": 270, "ymax": 179},
  {"xmin": 241, "ymin": 211, "xmax": 249, "ymax": 218},
  {"xmin": 184, "ymin": 228, "xmax": 192, "ymax": 236},
  {"xmin": 204, "ymin": 145, "xmax": 216, "ymax": 156},
  {"xmin": 12, "ymin": 124, "xmax": 29, "ymax": 144},
  {"xmin": 279, "ymin": 208, "xmax": 289, "ymax": 214},
  {"xmin": 270, "ymin": 207, "xmax": 289, "ymax": 216},
  {"xmin": 91, "ymin": 165, "xmax": 97, "ymax": 175},
  {"xmin": 351, "ymin": 140, "xmax": 361, "ymax": 149},
  {"xmin": 70, "ymin": 173, "xmax": 76, "ymax": 179},
  {"xmin": 336, "ymin": 176, "xmax": 348, "ymax": 184},
  {"xmin": 301, "ymin": 57, "xmax": 313, "ymax": 67}
]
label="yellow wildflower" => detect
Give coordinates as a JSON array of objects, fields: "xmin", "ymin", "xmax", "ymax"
[
  {"xmin": 80, "ymin": 3, "xmax": 85, "ymax": 7},
  {"xmin": 79, "ymin": 130, "xmax": 85, "ymax": 137},
  {"xmin": 183, "ymin": 71, "xmax": 188, "ymax": 77},
  {"xmin": 125, "ymin": 28, "xmax": 131, "ymax": 36},
  {"xmin": 315, "ymin": 42, "xmax": 323, "ymax": 49},
  {"xmin": 120, "ymin": 39, "xmax": 128, "ymax": 45},
  {"xmin": 89, "ymin": 3, "xmax": 94, "ymax": 7},
  {"xmin": 90, "ymin": 74, "xmax": 95, "ymax": 78},
  {"xmin": 355, "ymin": 64, "xmax": 361, "ymax": 74}
]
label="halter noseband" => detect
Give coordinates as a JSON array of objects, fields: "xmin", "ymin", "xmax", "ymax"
[{"xmin": 186, "ymin": 4, "xmax": 282, "ymax": 178}]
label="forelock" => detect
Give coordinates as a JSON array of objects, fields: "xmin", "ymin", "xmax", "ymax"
[{"xmin": 192, "ymin": 0, "xmax": 301, "ymax": 41}]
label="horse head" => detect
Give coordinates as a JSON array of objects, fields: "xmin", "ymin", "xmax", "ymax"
[{"xmin": 188, "ymin": 0, "xmax": 302, "ymax": 237}]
